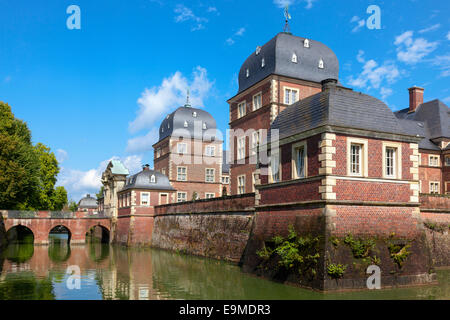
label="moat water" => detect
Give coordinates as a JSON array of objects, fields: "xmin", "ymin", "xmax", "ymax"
[{"xmin": 0, "ymin": 234, "xmax": 448, "ymax": 300}]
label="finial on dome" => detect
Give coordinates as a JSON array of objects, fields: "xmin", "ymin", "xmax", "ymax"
[
  {"xmin": 184, "ymin": 89, "xmax": 191, "ymax": 108},
  {"xmin": 283, "ymin": 5, "xmax": 291, "ymax": 34}
]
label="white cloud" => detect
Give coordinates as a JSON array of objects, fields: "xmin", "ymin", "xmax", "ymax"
[
  {"xmin": 273, "ymin": 0, "xmax": 293, "ymax": 8},
  {"xmin": 418, "ymin": 24, "xmax": 440, "ymax": 34},
  {"xmin": 447, "ymin": 31, "xmax": 450, "ymax": 40},
  {"xmin": 126, "ymin": 128, "xmax": 159, "ymax": 153},
  {"xmin": 127, "ymin": 67, "xmax": 213, "ymax": 153},
  {"xmin": 57, "ymin": 155, "xmax": 143, "ymax": 202},
  {"xmin": 174, "ymin": 4, "xmax": 208, "ymax": 31},
  {"xmin": 394, "ymin": 31, "xmax": 438, "ymax": 64},
  {"xmin": 226, "ymin": 27, "xmax": 246, "ymax": 46},
  {"xmin": 348, "ymin": 52, "xmax": 400, "ymax": 99},
  {"xmin": 380, "ymin": 87, "xmax": 393, "ymax": 99},
  {"xmin": 431, "ymin": 54, "xmax": 450, "ymax": 77},
  {"xmin": 350, "ymin": 16, "xmax": 365, "ymax": 33},
  {"xmin": 443, "ymin": 96, "xmax": 450, "ymax": 103},
  {"xmin": 273, "ymin": 0, "xmax": 317, "ymax": 9},
  {"xmin": 207, "ymin": 7, "xmax": 218, "ymax": 13},
  {"xmin": 56, "ymin": 149, "xmax": 68, "ymax": 163},
  {"xmin": 129, "ymin": 66, "xmax": 212, "ymax": 134}
]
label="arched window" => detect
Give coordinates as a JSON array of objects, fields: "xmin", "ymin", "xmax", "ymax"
[
  {"xmin": 184, "ymin": 120, "xmax": 188, "ymax": 128},
  {"xmin": 261, "ymin": 58, "xmax": 265, "ymax": 68},
  {"xmin": 304, "ymin": 39, "xmax": 310, "ymax": 48},
  {"xmin": 192, "ymin": 111, "xmax": 197, "ymax": 117},
  {"xmin": 246, "ymin": 68, "xmax": 249, "ymax": 77},
  {"xmin": 292, "ymin": 53, "xmax": 297, "ymax": 63},
  {"xmin": 318, "ymin": 59, "xmax": 324, "ymax": 69},
  {"xmin": 255, "ymin": 46, "xmax": 261, "ymax": 55},
  {"xmin": 150, "ymin": 175, "xmax": 156, "ymax": 183},
  {"xmin": 203, "ymin": 122, "xmax": 207, "ymax": 130}
]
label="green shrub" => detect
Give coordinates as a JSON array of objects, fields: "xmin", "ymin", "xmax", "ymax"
[
  {"xmin": 327, "ymin": 263, "xmax": 347, "ymax": 279},
  {"xmin": 343, "ymin": 234, "xmax": 375, "ymax": 259}
]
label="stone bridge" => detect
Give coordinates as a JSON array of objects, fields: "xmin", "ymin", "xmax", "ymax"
[{"xmin": 1, "ymin": 210, "xmax": 111, "ymax": 245}]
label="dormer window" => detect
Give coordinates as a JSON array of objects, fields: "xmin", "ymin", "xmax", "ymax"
[
  {"xmin": 256, "ymin": 46, "xmax": 261, "ymax": 55},
  {"xmin": 192, "ymin": 111, "xmax": 197, "ymax": 118},
  {"xmin": 167, "ymin": 123, "xmax": 170, "ymax": 129},
  {"xmin": 166, "ymin": 115, "xmax": 170, "ymax": 119},
  {"xmin": 304, "ymin": 39, "xmax": 310, "ymax": 48},
  {"xmin": 246, "ymin": 69, "xmax": 249, "ymax": 77},
  {"xmin": 261, "ymin": 58, "xmax": 265, "ymax": 68},
  {"xmin": 318, "ymin": 59, "xmax": 324, "ymax": 69},
  {"xmin": 203, "ymin": 122, "xmax": 207, "ymax": 130},
  {"xmin": 150, "ymin": 175, "xmax": 156, "ymax": 183},
  {"xmin": 161, "ymin": 127, "xmax": 164, "ymax": 133},
  {"xmin": 291, "ymin": 53, "xmax": 297, "ymax": 63},
  {"xmin": 184, "ymin": 120, "xmax": 188, "ymax": 128}
]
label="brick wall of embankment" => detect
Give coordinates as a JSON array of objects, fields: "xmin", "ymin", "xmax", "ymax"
[
  {"xmin": 420, "ymin": 194, "xmax": 450, "ymax": 267},
  {"xmin": 0, "ymin": 213, "xmax": 6, "ymax": 249},
  {"xmin": 152, "ymin": 194, "xmax": 255, "ymax": 263}
]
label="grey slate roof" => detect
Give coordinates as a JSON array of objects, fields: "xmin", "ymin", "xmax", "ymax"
[
  {"xmin": 222, "ymin": 150, "xmax": 230, "ymax": 174},
  {"xmin": 121, "ymin": 169, "xmax": 175, "ymax": 192},
  {"xmin": 394, "ymin": 99, "xmax": 450, "ymax": 150},
  {"xmin": 78, "ymin": 194, "xmax": 98, "ymax": 209},
  {"xmin": 270, "ymin": 83, "xmax": 411, "ymax": 141},
  {"xmin": 238, "ymin": 32, "xmax": 339, "ymax": 94},
  {"xmin": 158, "ymin": 106, "xmax": 218, "ymax": 142}
]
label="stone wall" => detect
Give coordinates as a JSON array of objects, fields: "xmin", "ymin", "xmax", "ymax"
[
  {"xmin": 419, "ymin": 194, "xmax": 450, "ymax": 267},
  {"xmin": 152, "ymin": 194, "xmax": 255, "ymax": 263},
  {"xmin": 0, "ymin": 214, "xmax": 6, "ymax": 249}
]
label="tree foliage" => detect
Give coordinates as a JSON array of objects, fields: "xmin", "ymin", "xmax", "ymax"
[{"xmin": 0, "ymin": 102, "xmax": 68, "ymax": 210}]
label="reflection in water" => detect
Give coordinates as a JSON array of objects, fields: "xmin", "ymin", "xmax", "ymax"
[{"xmin": 0, "ymin": 242, "xmax": 449, "ymax": 300}]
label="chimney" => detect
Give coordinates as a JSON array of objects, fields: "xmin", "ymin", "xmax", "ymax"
[
  {"xmin": 321, "ymin": 78, "xmax": 338, "ymax": 91},
  {"xmin": 408, "ymin": 86, "xmax": 424, "ymax": 113},
  {"xmin": 142, "ymin": 164, "xmax": 150, "ymax": 171}
]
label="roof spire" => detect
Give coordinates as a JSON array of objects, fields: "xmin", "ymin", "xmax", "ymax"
[
  {"xmin": 184, "ymin": 88, "xmax": 191, "ymax": 108},
  {"xmin": 283, "ymin": 5, "xmax": 291, "ymax": 33}
]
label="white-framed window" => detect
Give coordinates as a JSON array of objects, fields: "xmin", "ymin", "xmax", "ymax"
[
  {"xmin": 141, "ymin": 192, "xmax": 150, "ymax": 206},
  {"xmin": 446, "ymin": 156, "xmax": 450, "ymax": 166},
  {"xmin": 430, "ymin": 182, "xmax": 440, "ymax": 194},
  {"xmin": 205, "ymin": 168, "xmax": 215, "ymax": 182},
  {"xmin": 156, "ymin": 148, "xmax": 161, "ymax": 158},
  {"xmin": 292, "ymin": 141, "xmax": 307, "ymax": 179},
  {"xmin": 237, "ymin": 136, "xmax": 246, "ymax": 160},
  {"xmin": 161, "ymin": 168, "xmax": 166, "ymax": 176},
  {"xmin": 347, "ymin": 138, "xmax": 368, "ymax": 177},
  {"xmin": 252, "ymin": 92, "xmax": 262, "ymax": 111},
  {"xmin": 177, "ymin": 166, "xmax": 187, "ymax": 181},
  {"xmin": 382, "ymin": 142, "xmax": 402, "ymax": 179},
  {"xmin": 246, "ymin": 68, "xmax": 249, "ymax": 77},
  {"xmin": 261, "ymin": 58, "xmax": 265, "ymax": 68},
  {"xmin": 304, "ymin": 39, "xmax": 310, "ymax": 48},
  {"xmin": 205, "ymin": 193, "xmax": 215, "ymax": 199},
  {"xmin": 429, "ymin": 155, "xmax": 440, "ymax": 167},
  {"xmin": 205, "ymin": 145, "xmax": 215, "ymax": 157},
  {"xmin": 251, "ymin": 130, "xmax": 260, "ymax": 156},
  {"xmin": 284, "ymin": 87, "xmax": 299, "ymax": 105},
  {"xmin": 318, "ymin": 59, "xmax": 324, "ymax": 69},
  {"xmin": 238, "ymin": 101, "xmax": 246, "ymax": 118},
  {"xmin": 177, "ymin": 192, "xmax": 187, "ymax": 203},
  {"xmin": 291, "ymin": 53, "xmax": 297, "ymax": 63},
  {"xmin": 237, "ymin": 175, "xmax": 246, "ymax": 194},
  {"xmin": 269, "ymin": 149, "xmax": 281, "ymax": 183},
  {"xmin": 350, "ymin": 144, "xmax": 362, "ymax": 176},
  {"xmin": 150, "ymin": 174, "xmax": 156, "ymax": 183},
  {"xmin": 385, "ymin": 147, "xmax": 396, "ymax": 178},
  {"xmin": 177, "ymin": 143, "xmax": 187, "ymax": 154},
  {"xmin": 222, "ymin": 176, "xmax": 230, "ymax": 184}
]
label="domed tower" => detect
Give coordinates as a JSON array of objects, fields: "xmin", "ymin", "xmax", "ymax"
[
  {"xmin": 78, "ymin": 194, "xmax": 98, "ymax": 214},
  {"xmin": 227, "ymin": 32, "xmax": 339, "ymax": 195},
  {"xmin": 152, "ymin": 95, "xmax": 224, "ymax": 202}
]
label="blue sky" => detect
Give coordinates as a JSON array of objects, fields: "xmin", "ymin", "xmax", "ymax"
[{"xmin": 1, "ymin": 0, "xmax": 449, "ymax": 201}]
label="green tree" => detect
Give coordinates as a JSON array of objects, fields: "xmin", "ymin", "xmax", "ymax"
[
  {"xmin": 0, "ymin": 102, "xmax": 40, "ymax": 209},
  {"xmin": 96, "ymin": 186, "xmax": 104, "ymax": 199},
  {"xmin": 68, "ymin": 200, "xmax": 78, "ymax": 212},
  {"xmin": 0, "ymin": 102, "xmax": 68, "ymax": 210}
]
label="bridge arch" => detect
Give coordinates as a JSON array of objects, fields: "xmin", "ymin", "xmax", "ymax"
[
  {"xmin": 85, "ymin": 223, "xmax": 110, "ymax": 244},
  {"xmin": 6, "ymin": 224, "xmax": 35, "ymax": 244},
  {"xmin": 48, "ymin": 224, "xmax": 72, "ymax": 244}
]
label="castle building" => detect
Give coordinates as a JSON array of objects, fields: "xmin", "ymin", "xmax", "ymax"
[
  {"xmin": 228, "ymin": 32, "xmax": 450, "ymax": 199},
  {"xmin": 101, "ymin": 159, "xmax": 129, "ymax": 218},
  {"xmin": 115, "ymin": 164, "xmax": 175, "ymax": 245},
  {"xmin": 78, "ymin": 194, "xmax": 98, "ymax": 215},
  {"xmin": 152, "ymin": 99, "xmax": 224, "ymax": 202},
  {"xmin": 227, "ymin": 32, "xmax": 339, "ymax": 195}
]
